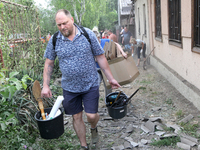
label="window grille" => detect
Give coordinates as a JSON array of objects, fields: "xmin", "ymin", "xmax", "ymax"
[
  {"xmin": 155, "ymin": 0, "xmax": 162, "ymax": 38},
  {"xmin": 194, "ymin": 0, "xmax": 200, "ymax": 47},
  {"xmin": 168, "ymin": 0, "xmax": 181, "ymax": 43}
]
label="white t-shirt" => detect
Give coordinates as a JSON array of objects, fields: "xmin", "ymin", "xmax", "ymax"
[{"xmin": 135, "ymin": 39, "xmax": 145, "ymax": 47}]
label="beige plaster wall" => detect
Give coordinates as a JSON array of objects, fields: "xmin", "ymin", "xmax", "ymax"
[{"xmin": 134, "ymin": 0, "xmax": 150, "ymax": 53}]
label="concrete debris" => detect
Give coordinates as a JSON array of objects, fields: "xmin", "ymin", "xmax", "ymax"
[
  {"xmin": 179, "ymin": 114, "xmax": 194, "ymax": 124},
  {"xmin": 103, "ymin": 117, "xmax": 113, "ymax": 120},
  {"xmin": 155, "ymin": 131, "xmax": 165, "ymax": 136},
  {"xmin": 141, "ymin": 124, "xmax": 150, "ymax": 133},
  {"xmin": 151, "ymin": 107, "xmax": 162, "ymax": 111},
  {"xmin": 166, "ymin": 123, "xmax": 182, "ymax": 134},
  {"xmin": 111, "ymin": 145, "xmax": 124, "ymax": 150},
  {"xmin": 180, "ymin": 133, "xmax": 198, "ymax": 143},
  {"xmin": 121, "ymin": 116, "xmax": 137, "ymax": 121},
  {"xmin": 160, "ymin": 133, "xmax": 177, "ymax": 139},
  {"xmin": 120, "ymin": 132, "xmax": 131, "ymax": 139},
  {"xmin": 149, "ymin": 117, "xmax": 164, "ymax": 122},
  {"xmin": 140, "ymin": 139, "xmax": 148, "ymax": 145},
  {"xmin": 156, "ymin": 125, "xmax": 164, "ymax": 131},
  {"xmin": 177, "ymin": 142, "xmax": 191, "ymax": 150},
  {"xmin": 180, "ymin": 137, "xmax": 197, "ymax": 146},
  {"xmin": 125, "ymin": 124, "xmax": 134, "ymax": 133},
  {"xmin": 125, "ymin": 137, "xmax": 139, "ymax": 147},
  {"xmin": 144, "ymin": 120, "xmax": 156, "ymax": 132},
  {"xmin": 64, "ymin": 120, "xmax": 68, "ymax": 125},
  {"xmin": 124, "ymin": 141, "xmax": 132, "ymax": 149}
]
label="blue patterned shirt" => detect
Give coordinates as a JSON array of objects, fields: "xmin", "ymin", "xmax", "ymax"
[{"xmin": 44, "ymin": 24, "xmax": 105, "ymax": 93}]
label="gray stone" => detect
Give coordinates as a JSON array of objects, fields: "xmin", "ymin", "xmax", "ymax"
[
  {"xmin": 177, "ymin": 142, "xmax": 190, "ymax": 150},
  {"xmin": 124, "ymin": 141, "xmax": 132, "ymax": 149},
  {"xmin": 155, "ymin": 131, "xmax": 165, "ymax": 136},
  {"xmin": 141, "ymin": 124, "xmax": 150, "ymax": 133},
  {"xmin": 140, "ymin": 139, "xmax": 148, "ymax": 145},
  {"xmin": 144, "ymin": 120, "xmax": 156, "ymax": 132},
  {"xmin": 151, "ymin": 107, "xmax": 162, "ymax": 111},
  {"xmin": 125, "ymin": 124, "xmax": 134, "ymax": 133},
  {"xmin": 180, "ymin": 137, "xmax": 197, "ymax": 146},
  {"xmin": 179, "ymin": 114, "xmax": 194, "ymax": 124},
  {"xmin": 111, "ymin": 145, "xmax": 124, "ymax": 150},
  {"xmin": 180, "ymin": 133, "xmax": 198, "ymax": 143},
  {"xmin": 160, "ymin": 133, "xmax": 177, "ymax": 139}
]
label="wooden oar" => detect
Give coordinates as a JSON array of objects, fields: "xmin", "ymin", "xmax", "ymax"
[{"xmin": 32, "ymin": 80, "xmax": 46, "ymax": 120}]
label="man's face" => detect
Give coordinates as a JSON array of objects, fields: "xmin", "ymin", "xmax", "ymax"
[
  {"xmin": 55, "ymin": 12, "xmax": 74, "ymax": 37},
  {"xmin": 124, "ymin": 27, "xmax": 128, "ymax": 32}
]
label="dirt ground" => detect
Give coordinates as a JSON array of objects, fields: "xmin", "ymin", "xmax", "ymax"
[{"xmin": 64, "ymin": 57, "xmax": 200, "ymax": 150}]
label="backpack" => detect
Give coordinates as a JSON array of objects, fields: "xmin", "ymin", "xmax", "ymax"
[{"xmin": 52, "ymin": 25, "xmax": 91, "ymax": 50}]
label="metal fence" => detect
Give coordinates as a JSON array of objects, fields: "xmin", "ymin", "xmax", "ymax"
[{"xmin": 0, "ymin": 0, "xmax": 45, "ymax": 72}]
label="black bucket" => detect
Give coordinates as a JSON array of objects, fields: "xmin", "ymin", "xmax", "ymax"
[
  {"xmin": 34, "ymin": 107, "xmax": 64, "ymax": 139},
  {"xmin": 106, "ymin": 92, "xmax": 128, "ymax": 119}
]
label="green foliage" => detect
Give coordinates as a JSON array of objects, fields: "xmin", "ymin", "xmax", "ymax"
[
  {"xmin": 150, "ymin": 136, "xmax": 180, "ymax": 147},
  {"xmin": 38, "ymin": 0, "xmax": 118, "ymax": 34},
  {"xmin": 0, "ymin": 69, "xmax": 33, "ymax": 99},
  {"xmin": 175, "ymin": 110, "xmax": 184, "ymax": 119}
]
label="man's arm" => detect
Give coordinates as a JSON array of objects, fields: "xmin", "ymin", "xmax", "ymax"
[
  {"xmin": 41, "ymin": 58, "xmax": 55, "ymax": 98},
  {"xmin": 114, "ymin": 42, "xmax": 127, "ymax": 58},
  {"xmin": 95, "ymin": 54, "xmax": 121, "ymax": 89}
]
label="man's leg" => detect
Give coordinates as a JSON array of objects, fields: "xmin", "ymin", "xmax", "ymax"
[
  {"xmin": 86, "ymin": 113, "xmax": 99, "ymax": 128},
  {"xmin": 73, "ymin": 111, "xmax": 87, "ymax": 147},
  {"xmin": 86, "ymin": 113, "xmax": 100, "ymax": 144}
]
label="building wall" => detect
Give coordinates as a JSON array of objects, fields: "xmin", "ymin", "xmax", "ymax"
[
  {"xmin": 145, "ymin": 0, "xmax": 200, "ymax": 110},
  {"xmin": 134, "ymin": 0, "xmax": 151, "ymax": 55}
]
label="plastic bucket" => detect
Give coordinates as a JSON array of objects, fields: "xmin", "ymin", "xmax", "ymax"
[
  {"xmin": 34, "ymin": 107, "xmax": 64, "ymax": 139},
  {"xmin": 106, "ymin": 92, "xmax": 128, "ymax": 119}
]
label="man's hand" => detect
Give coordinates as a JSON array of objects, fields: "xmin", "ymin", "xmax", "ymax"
[
  {"xmin": 41, "ymin": 85, "xmax": 52, "ymax": 98},
  {"xmin": 122, "ymin": 52, "xmax": 128, "ymax": 59},
  {"xmin": 109, "ymin": 79, "xmax": 121, "ymax": 89}
]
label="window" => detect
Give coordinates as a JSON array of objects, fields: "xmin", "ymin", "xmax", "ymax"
[
  {"xmin": 194, "ymin": 0, "xmax": 200, "ymax": 47},
  {"xmin": 155, "ymin": 0, "xmax": 162, "ymax": 38},
  {"xmin": 143, "ymin": 4, "xmax": 147, "ymax": 35},
  {"xmin": 168, "ymin": 0, "xmax": 181, "ymax": 43}
]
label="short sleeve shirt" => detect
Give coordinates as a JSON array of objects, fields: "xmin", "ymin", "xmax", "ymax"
[
  {"xmin": 44, "ymin": 24, "xmax": 105, "ymax": 93},
  {"xmin": 123, "ymin": 30, "xmax": 132, "ymax": 45},
  {"xmin": 135, "ymin": 39, "xmax": 145, "ymax": 47}
]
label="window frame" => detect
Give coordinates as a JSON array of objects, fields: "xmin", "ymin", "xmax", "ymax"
[
  {"xmin": 155, "ymin": 0, "xmax": 162, "ymax": 40},
  {"xmin": 192, "ymin": 0, "xmax": 200, "ymax": 54},
  {"xmin": 168, "ymin": 0, "xmax": 182, "ymax": 47}
]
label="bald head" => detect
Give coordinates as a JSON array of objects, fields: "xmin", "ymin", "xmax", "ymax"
[
  {"xmin": 55, "ymin": 9, "xmax": 74, "ymax": 37},
  {"xmin": 55, "ymin": 9, "xmax": 72, "ymax": 19}
]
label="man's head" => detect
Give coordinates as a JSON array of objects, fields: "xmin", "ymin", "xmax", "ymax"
[
  {"xmin": 55, "ymin": 9, "xmax": 74, "ymax": 37},
  {"xmin": 108, "ymin": 29, "xmax": 113, "ymax": 35},
  {"xmin": 130, "ymin": 38, "xmax": 136, "ymax": 44},
  {"xmin": 124, "ymin": 25, "xmax": 128, "ymax": 32}
]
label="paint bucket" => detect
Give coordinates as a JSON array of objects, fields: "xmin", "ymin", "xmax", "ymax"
[
  {"xmin": 34, "ymin": 107, "xmax": 64, "ymax": 139},
  {"xmin": 106, "ymin": 92, "xmax": 128, "ymax": 119}
]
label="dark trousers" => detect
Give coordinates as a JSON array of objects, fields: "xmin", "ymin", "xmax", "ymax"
[{"xmin": 137, "ymin": 44, "xmax": 146, "ymax": 59}]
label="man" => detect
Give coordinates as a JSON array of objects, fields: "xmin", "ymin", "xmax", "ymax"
[
  {"xmin": 130, "ymin": 38, "xmax": 146, "ymax": 66},
  {"xmin": 122, "ymin": 25, "xmax": 132, "ymax": 53},
  {"xmin": 41, "ymin": 9, "xmax": 120, "ymax": 150},
  {"xmin": 108, "ymin": 29, "xmax": 118, "ymax": 43}
]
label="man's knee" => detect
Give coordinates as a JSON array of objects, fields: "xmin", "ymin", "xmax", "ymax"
[
  {"xmin": 86, "ymin": 113, "xmax": 99, "ymax": 122},
  {"xmin": 73, "ymin": 111, "xmax": 83, "ymax": 121}
]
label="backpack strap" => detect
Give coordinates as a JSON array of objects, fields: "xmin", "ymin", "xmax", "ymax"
[
  {"xmin": 52, "ymin": 25, "xmax": 91, "ymax": 50},
  {"xmin": 78, "ymin": 25, "xmax": 91, "ymax": 45},
  {"xmin": 52, "ymin": 31, "xmax": 59, "ymax": 50}
]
